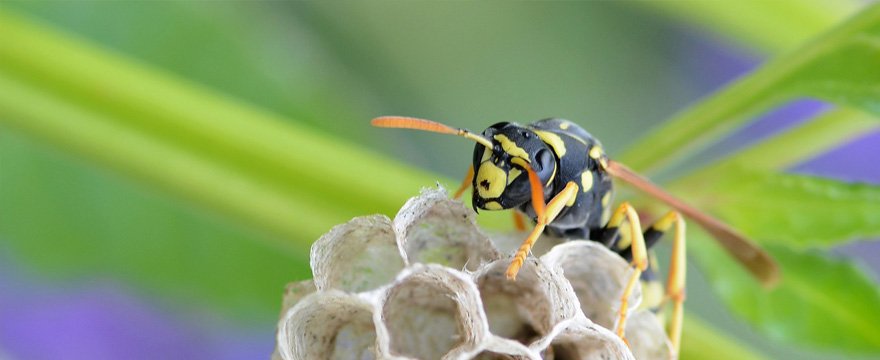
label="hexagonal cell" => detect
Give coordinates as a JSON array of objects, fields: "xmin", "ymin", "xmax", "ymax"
[
  {"xmin": 473, "ymin": 258, "xmax": 579, "ymax": 344},
  {"xmin": 544, "ymin": 320, "xmax": 634, "ymax": 360},
  {"xmin": 276, "ymin": 291, "xmax": 378, "ymax": 360},
  {"xmin": 625, "ymin": 310, "xmax": 673, "ymax": 360},
  {"xmin": 379, "ymin": 264, "xmax": 488, "ymax": 360},
  {"xmin": 541, "ymin": 241, "xmax": 642, "ymax": 329},
  {"xmin": 394, "ymin": 187, "xmax": 499, "ymax": 271},
  {"xmin": 311, "ymin": 215, "xmax": 405, "ymax": 292}
]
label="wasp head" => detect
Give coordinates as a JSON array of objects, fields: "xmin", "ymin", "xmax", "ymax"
[{"xmin": 471, "ymin": 122, "xmax": 557, "ymax": 212}]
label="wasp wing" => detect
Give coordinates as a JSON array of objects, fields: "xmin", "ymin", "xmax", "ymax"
[{"xmin": 607, "ymin": 160, "xmax": 780, "ymax": 287}]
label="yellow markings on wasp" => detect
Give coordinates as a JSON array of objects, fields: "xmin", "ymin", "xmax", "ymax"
[
  {"xmin": 559, "ymin": 121, "xmax": 571, "ymax": 130},
  {"xmin": 507, "ymin": 167, "xmax": 522, "ymax": 185},
  {"xmin": 581, "ymin": 171, "xmax": 593, "ymax": 192},
  {"xmin": 601, "ymin": 208, "xmax": 611, "ymax": 224},
  {"xmin": 638, "ymin": 280, "xmax": 665, "ymax": 310},
  {"xmin": 616, "ymin": 223, "xmax": 633, "ymax": 250},
  {"xmin": 652, "ymin": 211, "xmax": 679, "ymax": 232},
  {"xmin": 493, "ymin": 134, "xmax": 530, "ymax": 160},
  {"xmin": 481, "ymin": 147, "xmax": 492, "ymax": 163},
  {"xmin": 601, "ymin": 192, "xmax": 612, "ymax": 207},
  {"xmin": 599, "ymin": 191, "xmax": 613, "ymax": 224},
  {"xmin": 510, "ymin": 157, "xmax": 530, "ymax": 168},
  {"xmin": 534, "ymin": 130, "xmax": 566, "ymax": 157},
  {"xmin": 476, "ymin": 162, "xmax": 507, "ymax": 198},
  {"xmin": 566, "ymin": 192, "xmax": 577, "ymax": 207},
  {"xmin": 589, "ymin": 145, "xmax": 603, "ymax": 160},
  {"xmin": 484, "ymin": 201, "xmax": 503, "ymax": 210}
]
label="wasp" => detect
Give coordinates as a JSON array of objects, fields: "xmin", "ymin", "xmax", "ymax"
[{"xmin": 372, "ymin": 116, "xmax": 779, "ymax": 358}]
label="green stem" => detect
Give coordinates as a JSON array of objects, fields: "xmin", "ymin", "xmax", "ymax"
[
  {"xmin": 0, "ymin": 10, "xmax": 444, "ymax": 247},
  {"xmin": 0, "ymin": 9, "xmax": 437, "ymax": 218},
  {"xmin": 0, "ymin": 73, "xmax": 336, "ymax": 247}
]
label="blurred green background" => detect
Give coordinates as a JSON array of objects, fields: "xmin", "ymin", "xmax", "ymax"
[{"xmin": 1, "ymin": 1, "xmax": 878, "ymax": 359}]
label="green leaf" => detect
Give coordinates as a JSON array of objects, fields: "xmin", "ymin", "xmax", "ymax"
[
  {"xmin": 620, "ymin": 4, "xmax": 880, "ymax": 173},
  {"xmin": 680, "ymin": 166, "xmax": 880, "ymax": 247},
  {"xmin": 693, "ymin": 233, "xmax": 880, "ymax": 353}
]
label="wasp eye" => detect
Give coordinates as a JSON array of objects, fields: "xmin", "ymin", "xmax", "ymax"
[{"xmin": 535, "ymin": 149, "xmax": 554, "ymax": 180}]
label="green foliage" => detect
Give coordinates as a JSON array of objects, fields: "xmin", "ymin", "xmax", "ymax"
[
  {"xmin": 621, "ymin": 4, "xmax": 880, "ymax": 173},
  {"xmin": 693, "ymin": 235, "xmax": 880, "ymax": 352},
  {"xmin": 620, "ymin": 4, "xmax": 880, "ymax": 355},
  {"xmin": 689, "ymin": 167, "xmax": 880, "ymax": 247}
]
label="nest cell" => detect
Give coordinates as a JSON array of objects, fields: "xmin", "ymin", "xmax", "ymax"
[
  {"xmin": 379, "ymin": 264, "xmax": 489, "ymax": 360},
  {"xmin": 311, "ymin": 215, "xmax": 405, "ymax": 293},
  {"xmin": 394, "ymin": 188, "xmax": 499, "ymax": 271},
  {"xmin": 277, "ymin": 291, "xmax": 378, "ymax": 360}
]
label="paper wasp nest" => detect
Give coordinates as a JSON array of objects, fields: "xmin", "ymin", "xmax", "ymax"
[{"xmin": 275, "ymin": 187, "xmax": 672, "ymax": 360}]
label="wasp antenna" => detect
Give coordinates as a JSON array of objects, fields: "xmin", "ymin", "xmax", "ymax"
[
  {"xmin": 606, "ymin": 160, "xmax": 780, "ymax": 287},
  {"xmin": 372, "ymin": 116, "xmax": 495, "ymax": 149}
]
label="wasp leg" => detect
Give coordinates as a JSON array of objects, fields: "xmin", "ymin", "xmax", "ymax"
[
  {"xmin": 505, "ymin": 181, "xmax": 579, "ymax": 280},
  {"xmin": 652, "ymin": 211, "xmax": 686, "ymax": 359},
  {"xmin": 612, "ymin": 211, "xmax": 686, "ymax": 358},
  {"xmin": 604, "ymin": 202, "xmax": 648, "ymax": 346},
  {"xmin": 512, "ymin": 211, "xmax": 527, "ymax": 232},
  {"xmin": 452, "ymin": 165, "xmax": 475, "ymax": 200}
]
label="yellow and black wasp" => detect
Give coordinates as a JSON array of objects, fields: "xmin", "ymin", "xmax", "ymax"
[{"xmin": 372, "ymin": 116, "xmax": 779, "ymax": 358}]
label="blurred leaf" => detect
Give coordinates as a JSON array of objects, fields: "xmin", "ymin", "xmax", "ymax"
[
  {"xmin": 683, "ymin": 166, "xmax": 880, "ymax": 247},
  {"xmin": 710, "ymin": 107, "xmax": 880, "ymax": 171},
  {"xmin": 0, "ymin": 9, "xmax": 439, "ymax": 248},
  {"xmin": 693, "ymin": 234, "xmax": 880, "ymax": 353},
  {"xmin": 0, "ymin": 130, "xmax": 309, "ymax": 324},
  {"xmin": 681, "ymin": 316, "xmax": 768, "ymax": 360},
  {"xmin": 638, "ymin": 0, "xmax": 860, "ymax": 55},
  {"xmin": 620, "ymin": 4, "xmax": 880, "ymax": 173},
  {"xmin": 662, "ymin": 109, "xmax": 880, "ymax": 252}
]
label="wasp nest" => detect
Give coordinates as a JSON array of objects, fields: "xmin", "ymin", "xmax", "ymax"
[{"xmin": 274, "ymin": 187, "xmax": 672, "ymax": 360}]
